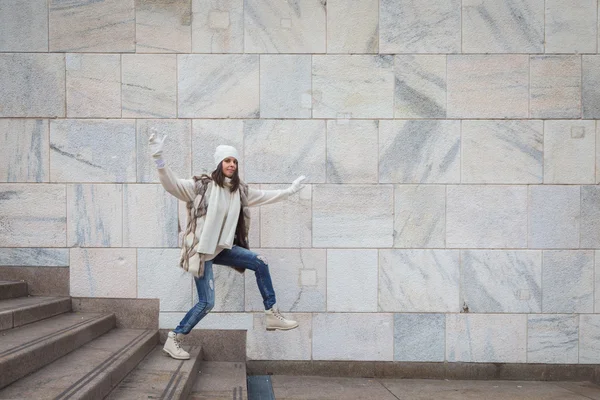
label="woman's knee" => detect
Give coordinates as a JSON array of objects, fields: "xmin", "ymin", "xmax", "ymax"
[{"xmin": 254, "ymin": 254, "xmax": 269, "ymax": 271}]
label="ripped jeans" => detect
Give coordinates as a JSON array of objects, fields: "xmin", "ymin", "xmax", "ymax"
[{"xmin": 172, "ymin": 245, "xmax": 277, "ymax": 334}]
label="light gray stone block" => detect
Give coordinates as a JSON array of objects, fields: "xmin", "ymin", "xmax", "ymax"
[
  {"xmin": 313, "ymin": 185, "xmax": 394, "ymax": 248},
  {"xmin": 0, "ymin": 54, "xmax": 65, "ymax": 118},
  {"xmin": 0, "ymin": 184, "xmax": 66, "ymax": 247},
  {"xmin": 70, "ymin": 248, "xmax": 137, "ymax": 298},
  {"xmin": 394, "ymin": 185, "xmax": 445, "ymax": 248},
  {"xmin": 138, "ymin": 249, "xmax": 192, "ymax": 312},
  {"xmin": 313, "ymin": 313, "xmax": 393, "ymax": 361},
  {"xmin": 191, "ymin": 120, "xmax": 244, "ymax": 177},
  {"xmin": 49, "ymin": 0, "xmax": 135, "ymax": 52},
  {"xmin": 461, "ymin": 120, "xmax": 543, "ymax": 184},
  {"xmin": 598, "ymin": 124, "xmax": 600, "ymax": 185},
  {"xmin": 582, "ymin": 186, "xmax": 600, "ymax": 248},
  {"xmin": 159, "ymin": 312, "xmax": 253, "ymax": 330},
  {"xmin": 66, "ymin": 54, "xmax": 121, "ymax": 118},
  {"xmin": 461, "ymin": 250, "xmax": 542, "ymax": 313},
  {"xmin": 447, "ymin": 55, "xmax": 529, "ymax": 118},
  {"xmin": 248, "ymin": 313, "xmax": 312, "ymax": 360},
  {"xmin": 447, "ymin": 185, "xmax": 528, "ymax": 248},
  {"xmin": 394, "ymin": 314, "xmax": 445, "ymax": 362},
  {"xmin": 137, "ymin": 119, "xmax": 192, "ymax": 183},
  {"xmin": 244, "ymin": 0, "xmax": 326, "ymax": 53},
  {"xmin": 597, "ymin": 251, "xmax": 600, "ymax": 312},
  {"xmin": 0, "ymin": 0, "xmax": 48, "ymax": 51},
  {"xmin": 327, "ymin": 120, "xmax": 378, "ymax": 183},
  {"xmin": 245, "ymin": 249, "xmax": 326, "ymax": 312},
  {"xmin": 545, "ymin": 0, "xmax": 597, "ymax": 53},
  {"xmin": 527, "ymin": 315, "xmax": 578, "ymax": 364},
  {"xmin": 135, "ymin": 0, "xmax": 191, "ymax": 53},
  {"xmin": 462, "ymin": 0, "xmax": 544, "ymax": 53},
  {"xmin": 446, "ymin": 314, "xmax": 527, "ymax": 363},
  {"xmin": 394, "ymin": 55, "xmax": 446, "ymax": 118},
  {"xmin": 327, "ymin": 250, "xmax": 378, "ymax": 312},
  {"xmin": 380, "ymin": 0, "xmax": 461, "ymax": 53},
  {"xmin": 580, "ymin": 315, "xmax": 600, "ymax": 363},
  {"xmin": 530, "ymin": 56, "xmax": 581, "ymax": 119},
  {"xmin": 123, "ymin": 184, "xmax": 179, "ymax": 247},
  {"xmin": 0, "ymin": 119, "xmax": 49, "ymax": 182},
  {"xmin": 208, "ymin": 264, "xmax": 245, "ymax": 312},
  {"xmin": 49, "ymin": 119, "xmax": 136, "ymax": 183},
  {"xmin": 312, "ymin": 55, "xmax": 395, "ymax": 118},
  {"xmin": 122, "ymin": 54, "xmax": 177, "ymax": 118},
  {"xmin": 178, "ymin": 54, "xmax": 259, "ymax": 118},
  {"xmin": 529, "ymin": 186, "xmax": 580, "ymax": 249},
  {"xmin": 244, "ymin": 119, "xmax": 326, "ymax": 183},
  {"xmin": 379, "ymin": 249, "xmax": 460, "ymax": 312},
  {"xmin": 379, "ymin": 120, "xmax": 460, "ymax": 184},
  {"xmin": 192, "ymin": 0, "xmax": 244, "ymax": 53},
  {"xmin": 327, "ymin": 0, "xmax": 378, "ymax": 53},
  {"xmin": 67, "ymin": 184, "xmax": 122, "ymax": 247},
  {"xmin": 542, "ymin": 250, "xmax": 594, "ymax": 313},
  {"xmin": 0, "ymin": 248, "xmax": 69, "ymax": 267},
  {"xmin": 583, "ymin": 56, "xmax": 600, "ymax": 119}
]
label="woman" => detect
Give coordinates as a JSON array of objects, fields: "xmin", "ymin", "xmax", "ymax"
[{"xmin": 148, "ymin": 132, "xmax": 305, "ymax": 360}]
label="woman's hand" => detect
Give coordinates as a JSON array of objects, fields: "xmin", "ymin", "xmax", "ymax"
[
  {"xmin": 287, "ymin": 175, "xmax": 307, "ymax": 194},
  {"xmin": 148, "ymin": 129, "xmax": 167, "ymax": 167}
]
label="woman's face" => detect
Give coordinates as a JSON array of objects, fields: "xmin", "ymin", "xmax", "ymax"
[{"xmin": 221, "ymin": 157, "xmax": 238, "ymax": 177}]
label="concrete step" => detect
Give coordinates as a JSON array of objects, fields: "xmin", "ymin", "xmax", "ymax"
[
  {"xmin": 0, "ymin": 312, "xmax": 115, "ymax": 389},
  {"xmin": 189, "ymin": 362, "xmax": 248, "ymax": 400},
  {"xmin": 0, "ymin": 296, "xmax": 71, "ymax": 332},
  {"xmin": 0, "ymin": 328, "xmax": 158, "ymax": 400},
  {"xmin": 0, "ymin": 281, "xmax": 27, "ymax": 300},
  {"xmin": 105, "ymin": 345, "xmax": 202, "ymax": 400}
]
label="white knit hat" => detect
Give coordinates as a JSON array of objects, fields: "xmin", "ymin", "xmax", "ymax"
[{"xmin": 214, "ymin": 145, "xmax": 239, "ymax": 167}]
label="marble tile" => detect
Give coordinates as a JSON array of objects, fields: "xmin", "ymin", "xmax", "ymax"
[
  {"xmin": 597, "ymin": 251, "xmax": 600, "ymax": 312},
  {"xmin": 0, "ymin": 119, "xmax": 49, "ymax": 182},
  {"xmin": 49, "ymin": 119, "xmax": 136, "ymax": 182},
  {"xmin": 135, "ymin": 0, "xmax": 191, "ymax": 53},
  {"xmin": 379, "ymin": 249, "xmax": 460, "ymax": 312},
  {"xmin": 394, "ymin": 55, "xmax": 446, "ymax": 118},
  {"xmin": 244, "ymin": 0, "xmax": 326, "ymax": 53},
  {"xmin": 0, "ymin": 184, "xmax": 66, "ymax": 247},
  {"xmin": 447, "ymin": 55, "xmax": 529, "ymax": 118},
  {"xmin": 208, "ymin": 264, "xmax": 245, "ymax": 312},
  {"xmin": 583, "ymin": 56, "xmax": 600, "ymax": 119},
  {"xmin": 178, "ymin": 55, "xmax": 259, "ymax": 118},
  {"xmin": 138, "ymin": 249, "xmax": 192, "ymax": 312},
  {"xmin": 447, "ymin": 185, "xmax": 528, "ymax": 248},
  {"xmin": 313, "ymin": 313, "xmax": 393, "ymax": 361},
  {"xmin": 137, "ymin": 119, "xmax": 192, "ymax": 183},
  {"xmin": 312, "ymin": 55, "xmax": 395, "ymax": 118},
  {"xmin": 260, "ymin": 185, "xmax": 312, "ymax": 248},
  {"xmin": 245, "ymin": 249, "xmax": 325, "ymax": 312},
  {"xmin": 327, "ymin": 250, "xmax": 378, "ymax": 312},
  {"xmin": 530, "ymin": 56, "xmax": 581, "ymax": 119},
  {"xmin": 122, "ymin": 54, "xmax": 177, "ymax": 118},
  {"xmin": 446, "ymin": 314, "xmax": 527, "ymax": 363},
  {"xmin": 67, "ymin": 184, "xmax": 122, "ymax": 247},
  {"xmin": 380, "ymin": 0, "xmax": 461, "ymax": 53},
  {"xmin": 394, "ymin": 185, "xmax": 445, "ymax": 248},
  {"xmin": 529, "ymin": 186, "xmax": 580, "ymax": 249},
  {"xmin": 70, "ymin": 248, "xmax": 137, "ymax": 298},
  {"xmin": 461, "ymin": 250, "xmax": 542, "ymax": 313},
  {"xmin": 462, "ymin": 0, "xmax": 544, "ymax": 53},
  {"xmin": 326, "ymin": 120, "xmax": 378, "ymax": 183},
  {"xmin": 159, "ymin": 312, "xmax": 253, "ymax": 330},
  {"xmin": 0, "ymin": 248, "xmax": 69, "ymax": 267},
  {"xmin": 191, "ymin": 120, "xmax": 244, "ymax": 177},
  {"xmin": 49, "ymin": 0, "xmax": 135, "ymax": 52},
  {"xmin": 260, "ymin": 55, "xmax": 312, "ymax": 118},
  {"xmin": 542, "ymin": 250, "xmax": 594, "ymax": 313},
  {"xmin": 313, "ymin": 185, "xmax": 394, "ymax": 247},
  {"xmin": 248, "ymin": 313, "xmax": 312, "ymax": 360},
  {"xmin": 598, "ymin": 123, "xmax": 600, "ymax": 185},
  {"xmin": 0, "ymin": 54, "xmax": 65, "ymax": 118},
  {"xmin": 394, "ymin": 314, "xmax": 445, "ymax": 362},
  {"xmin": 66, "ymin": 54, "xmax": 121, "ymax": 118},
  {"xmin": 0, "ymin": 0, "xmax": 48, "ymax": 51},
  {"xmin": 527, "ymin": 315, "xmax": 578, "ymax": 364},
  {"xmin": 581, "ymin": 186, "xmax": 600, "ymax": 248},
  {"xmin": 244, "ymin": 119, "xmax": 326, "ymax": 183},
  {"xmin": 379, "ymin": 120, "xmax": 460, "ymax": 184},
  {"xmin": 580, "ymin": 315, "xmax": 600, "ymax": 363},
  {"xmin": 462, "ymin": 120, "xmax": 543, "ymax": 184},
  {"xmin": 545, "ymin": 0, "xmax": 597, "ymax": 53},
  {"xmin": 327, "ymin": 0, "xmax": 378, "ymax": 53},
  {"xmin": 123, "ymin": 184, "xmax": 179, "ymax": 247},
  {"xmin": 192, "ymin": 0, "xmax": 244, "ymax": 53}
]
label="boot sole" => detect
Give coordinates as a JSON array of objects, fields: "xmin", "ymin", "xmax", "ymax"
[
  {"xmin": 162, "ymin": 348, "xmax": 191, "ymax": 360},
  {"xmin": 266, "ymin": 324, "xmax": 299, "ymax": 331}
]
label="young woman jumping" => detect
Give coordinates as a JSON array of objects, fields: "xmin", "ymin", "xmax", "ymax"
[{"xmin": 148, "ymin": 132, "xmax": 305, "ymax": 360}]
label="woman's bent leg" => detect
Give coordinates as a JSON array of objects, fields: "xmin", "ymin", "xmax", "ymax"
[{"xmin": 173, "ymin": 261, "xmax": 216, "ymax": 334}]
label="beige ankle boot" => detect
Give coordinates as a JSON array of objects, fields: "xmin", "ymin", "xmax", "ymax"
[
  {"xmin": 162, "ymin": 331, "xmax": 190, "ymax": 360},
  {"xmin": 265, "ymin": 305, "xmax": 298, "ymax": 331}
]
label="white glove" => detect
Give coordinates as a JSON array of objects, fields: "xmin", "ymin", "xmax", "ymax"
[
  {"xmin": 148, "ymin": 130, "xmax": 167, "ymax": 168},
  {"xmin": 286, "ymin": 175, "xmax": 306, "ymax": 194}
]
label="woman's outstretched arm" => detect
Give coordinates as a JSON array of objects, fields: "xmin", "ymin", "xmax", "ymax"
[
  {"xmin": 149, "ymin": 132, "xmax": 195, "ymax": 202},
  {"xmin": 247, "ymin": 175, "xmax": 306, "ymax": 207}
]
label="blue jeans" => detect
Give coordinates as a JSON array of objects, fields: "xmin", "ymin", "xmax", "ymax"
[{"xmin": 173, "ymin": 245, "xmax": 277, "ymax": 334}]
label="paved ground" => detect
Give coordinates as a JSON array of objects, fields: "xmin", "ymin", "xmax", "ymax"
[{"xmin": 270, "ymin": 376, "xmax": 600, "ymax": 400}]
